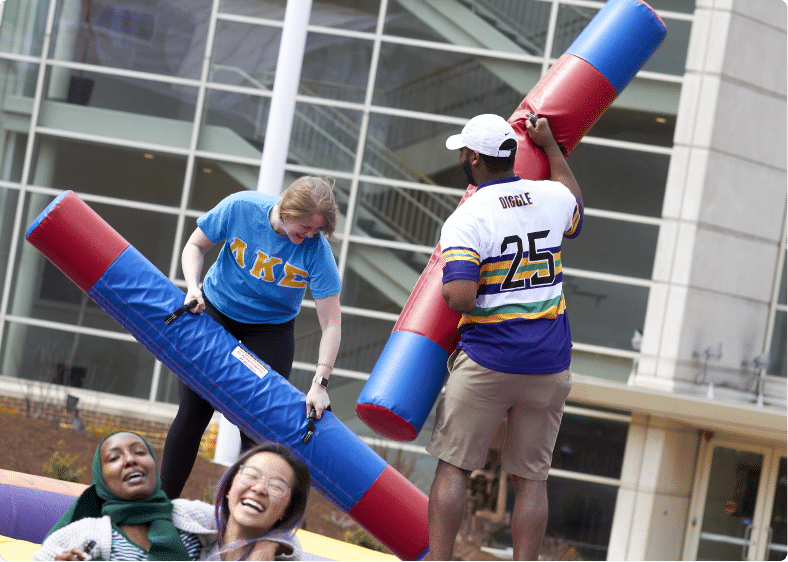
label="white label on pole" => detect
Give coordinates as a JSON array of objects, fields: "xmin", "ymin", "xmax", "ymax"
[{"xmin": 231, "ymin": 346, "xmax": 270, "ymax": 379}]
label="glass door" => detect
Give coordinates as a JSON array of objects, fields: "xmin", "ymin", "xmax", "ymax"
[
  {"xmin": 685, "ymin": 438, "xmax": 787, "ymax": 560},
  {"xmin": 760, "ymin": 456, "xmax": 786, "ymax": 561}
]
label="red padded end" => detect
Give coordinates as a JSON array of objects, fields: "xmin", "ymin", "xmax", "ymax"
[
  {"xmin": 510, "ymin": 54, "xmax": 618, "ymax": 157},
  {"xmin": 355, "ymin": 403, "xmax": 417, "ymax": 442},
  {"xmin": 393, "ymin": 246, "xmax": 462, "ymax": 354},
  {"xmin": 26, "ymin": 191, "xmax": 129, "ymax": 292},
  {"xmin": 349, "ymin": 465, "xmax": 429, "ymax": 560}
]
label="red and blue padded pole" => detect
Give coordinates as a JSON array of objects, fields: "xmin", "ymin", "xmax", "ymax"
[
  {"xmin": 356, "ymin": 0, "xmax": 667, "ymax": 441},
  {"xmin": 26, "ymin": 191, "xmax": 429, "ymax": 561}
]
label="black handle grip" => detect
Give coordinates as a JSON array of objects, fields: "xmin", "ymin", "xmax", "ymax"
[
  {"xmin": 164, "ymin": 299, "xmax": 198, "ymax": 325},
  {"xmin": 301, "ymin": 407, "xmax": 317, "ymax": 444}
]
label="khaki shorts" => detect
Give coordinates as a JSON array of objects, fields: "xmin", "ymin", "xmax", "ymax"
[{"xmin": 427, "ymin": 349, "xmax": 572, "ymax": 480}]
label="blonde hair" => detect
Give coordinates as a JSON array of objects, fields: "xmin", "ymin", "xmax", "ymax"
[{"xmin": 279, "ymin": 176, "xmax": 338, "ymax": 238}]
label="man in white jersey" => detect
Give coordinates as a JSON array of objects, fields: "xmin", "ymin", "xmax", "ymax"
[{"xmin": 427, "ymin": 113, "xmax": 583, "ymax": 560}]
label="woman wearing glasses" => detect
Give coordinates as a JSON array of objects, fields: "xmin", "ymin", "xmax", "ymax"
[
  {"xmin": 35, "ymin": 434, "xmax": 309, "ymax": 561},
  {"xmin": 206, "ymin": 441, "xmax": 310, "ymax": 561}
]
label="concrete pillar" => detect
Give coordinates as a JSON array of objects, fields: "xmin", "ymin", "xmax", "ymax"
[
  {"xmin": 608, "ymin": 414, "xmax": 699, "ymax": 560},
  {"xmin": 633, "ymin": 0, "xmax": 787, "ymax": 402}
]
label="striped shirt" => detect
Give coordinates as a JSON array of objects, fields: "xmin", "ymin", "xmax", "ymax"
[
  {"xmin": 110, "ymin": 527, "xmax": 203, "ymax": 560},
  {"xmin": 441, "ymin": 176, "xmax": 582, "ymax": 374}
]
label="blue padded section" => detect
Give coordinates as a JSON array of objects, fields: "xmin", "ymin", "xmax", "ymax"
[
  {"xmin": 357, "ymin": 330, "xmax": 449, "ymax": 436},
  {"xmin": 566, "ymin": 0, "xmax": 667, "ymax": 93},
  {"xmin": 87, "ymin": 246, "xmax": 386, "ymax": 513}
]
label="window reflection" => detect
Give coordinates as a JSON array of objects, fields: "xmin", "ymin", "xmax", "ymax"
[
  {"xmin": 564, "ymin": 276, "xmax": 649, "ymax": 351},
  {"xmin": 43, "ymin": 68, "xmax": 198, "ymax": 124},
  {"xmin": 49, "ymin": 0, "xmax": 211, "ymax": 79},
  {"xmin": 352, "ymin": 181, "xmax": 460, "ymax": 248},
  {"xmin": 562, "ymin": 216, "xmax": 659, "ymax": 279},
  {"xmin": 385, "ymin": 0, "xmax": 551, "ymax": 56},
  {"xmin": 341, "ymin": 242, "xmax": 425, "ymax": 314},
  {"xmin": 294, "ymin": 307, "xmax": 395, "ymax": 374},
  {"xmin": 768, "ymin": 310, "xmax": 787, "ymax": 377},
  {"xmin": 374, "ymin": 42, "xmax": 538, "ymax": 118},
  {"xmin": 290, "ymin": 102, "xmax": 361, "ymax": 173},
  {"xmin": 493, "ymin": 475, "xmax": 618, "ymax": 561},
  {"xmin": 31, "ymin": 135, "xmax": 186, "ymax": 207},
  {"xmin": 2, "ymin": 323, "xmax": 156, "ymax": 399},
  {"xmin": 0, "ymin": 0, "xmax": 49, "ymax": 56},
  {"xmin": 552, "ymin": 414, "xmax": 628, "ymax": 478},
  {"xmin": 569, "ymin": 143, "xmax": 669, "ymax": 217}
]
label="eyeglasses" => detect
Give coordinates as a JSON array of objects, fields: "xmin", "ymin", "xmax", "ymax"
[{"xmin": 237, "ymin": 465, "xmax": 292, "ymax": 498}]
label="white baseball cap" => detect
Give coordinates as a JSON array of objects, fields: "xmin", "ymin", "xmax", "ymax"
[{"xmin": 445, "ymin": 114, "xmax": 517, "ymax": 157}]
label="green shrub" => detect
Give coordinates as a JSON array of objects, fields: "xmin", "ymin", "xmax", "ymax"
[{"xmin": 43, "ymin": 440, "xmax": 85, "ymax": 483}]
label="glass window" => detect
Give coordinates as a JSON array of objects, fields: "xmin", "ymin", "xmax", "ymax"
[
  {"xmin": 199, "ymin": 88, "xmax": 269, "ymax": 158},
  {"xmin": 290, "ymin": 101, "xmax": 362, "ymax": 173},
  {"xmin": 374, "ymin": 42, "xmax": 539, "ymax": 118},
  {"xmin": 779, "ymin": 260, "xmax": 786, "ymax": 306},
  {"xmin": 189, "ymin": 157, "xmax": 259, "ymax": 212},
  {"xmin": 587, "ymin": 106, "xmax": 676, "ymax": 147},
  {"xmin": 0, "ymin": 58, "xmax": 38, "ymax": 99},
  {"xmin": 312, "ymin": 0, "xmax": 381, "ymax": 26},
  {"xmin": 0, "ymin": 188, "xmax": 20, "ymax": 299},
  {"xmin": 768, "ymin": 310, "xmax": 786, "ymax": 377},
  {"xmin": 571, "ymin": 350, "xmax": 635, "ymax": 384},
  {"xmin": 220, "ymin": 0, "xmax": 380, "ymax": 27},
  {"xmin": 352, "ymin": 181, "xmax": 460, "ymax": 248},
  {"xmin": 385, "ymin": 0, "xmax": 551, "ymax": 56},
  {"xmin": 301, "ymin": 32, "xmax": 373, "ymax": 104},
  {"xmin": 493, "ymin": 475, "xmax": 618, "ymax": 560},
  {"xmin": 569, "ymin": 143, "xmax": 669, "ymax": 217},
  {"xmin": 30, "ymin": 135, "xmax": 187, "ymax": 207},
  {"xmin": 13, "ymin": 194, "xmax": 179, "ymax": 330},
  {"xmin": 647, "ymin": 0, "xmax": 695, "ymax": 13},
  {"xmin": 768, "ymin": 457, "xmax": 787, "ymax": 561},
  {"xmin": 544, "ymin": 477, "xmax": 618, "ymax": 561},
  {"xmin": 552, "ymin": 6, "xmax": 690, "ymax": 77},
  {"xmin": 49, "ymin": 0, "xmax": 211, "ymax": 80},
  {"xmin": 217, "ymin": 0, "xmax": 285, "ymax": 20},
  {"xmin": 340, "ymin": 242, "xmax": 426, "ymax": 316},
  {"xmin": 1, "ymin": 322, "xmax": 156, "ymax": 400},
  {"xmin": 1, "ymin": 133, "xmax": 27, "ymax": 184},
  {"xmin": 156, "ymin": 366, "xmax": 180, "ymax": 404},
  {"xmin": 552, "ymin": 414, "xmax": 628, "ymax": 478},
  {"xmin": 562, "ymin": 216, "xmax": 659, "ymax": 279},
  {"xmin": 564, "ymin": 276, "xmax": 649, "ymax": 351},
  {"xmin": 210, "ymin": 21, "xmax": 280, "ymax": 89},
  {"xmin": 365, "ymin": 113, "xmax": 462, "ymax": 183},
  {"xmin": 41, "ymin": 67, "xmax": 198, "ymax": 149},
  {"xmin": 297, "ymin": 306, "xmax": 396, "ymax": 374},
  {"xmin": 46, "ymin": 67, "xmax": 198, "ymax": 120},
  {"xmin": 0, "ymin": 0, "xmax": 49, "ymax": 56}
]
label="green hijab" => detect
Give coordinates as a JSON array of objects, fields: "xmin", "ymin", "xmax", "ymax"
[{"xmin": 47, "ymin": 431, "xmax": 190, "ymax": 561}]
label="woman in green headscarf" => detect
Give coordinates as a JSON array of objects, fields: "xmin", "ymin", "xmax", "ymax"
[{"xmin": 34, "ymin": 431, "xmax": 216, "ymax": 561}]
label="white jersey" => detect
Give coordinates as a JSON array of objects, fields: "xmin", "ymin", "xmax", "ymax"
[{"xmin": 440, "ymin": 176, "xmax": 582, "ymax": 374}]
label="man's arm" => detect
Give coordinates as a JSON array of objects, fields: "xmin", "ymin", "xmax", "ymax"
[
  {"xmin": 442, "ymin": 279, "xmax": 478, "ymax": 314},
  {"xmin": 526, "ymin": 117, "xmax": 583, "ymax": 205}
]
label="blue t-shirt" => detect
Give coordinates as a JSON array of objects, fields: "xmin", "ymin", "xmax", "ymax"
[{"xmin": 198, "ymin": 191, "xmax": 341, "ymax": 324}]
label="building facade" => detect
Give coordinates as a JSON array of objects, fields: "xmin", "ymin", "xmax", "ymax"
[{"xmin": 0, "ymin": 0, "xmax": 784, "ymax": 559}]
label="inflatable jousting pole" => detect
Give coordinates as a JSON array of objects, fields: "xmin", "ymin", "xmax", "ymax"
[
  {"xmin": 25, "ymin": 191, "xmax": 428, "ymax": 561},
  {"xmin": 356, "ymin": 0, "xmax": 667, "ymax": 441}
]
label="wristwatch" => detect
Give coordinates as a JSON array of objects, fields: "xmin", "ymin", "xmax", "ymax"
[{"xmin": 312, "ymin": 375, "xmax": 329, "ymax": 388}]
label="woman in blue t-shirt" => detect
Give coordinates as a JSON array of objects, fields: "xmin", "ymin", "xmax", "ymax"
[{"xmin": 161, "ymin": 176, "xmax": 342, "ymax": 500}]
